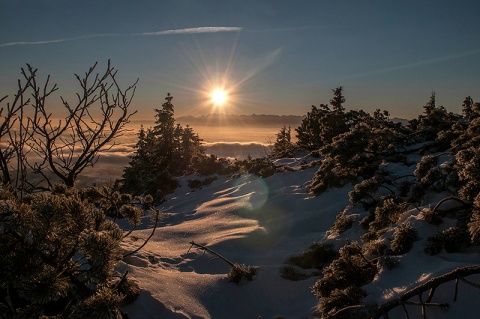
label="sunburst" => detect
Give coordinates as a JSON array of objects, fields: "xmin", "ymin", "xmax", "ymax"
[{"xmin": 211, "ymin": 89, "xmax": 227, "ymax": 105}]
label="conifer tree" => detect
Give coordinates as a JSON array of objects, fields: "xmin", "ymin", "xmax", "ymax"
[
  {"xmin": 330, "ymin": 86, "xmax": 346, "ymax": 112},
  {"xmin": 423, "ymin": 91, "xmax": 436, "ymax": 115},
  {"xmin": 411, "ymin": 91, "xmax": 459, "ymax": 143},
  {"xmin": 272, "ymin": 125, "xmax": 294, "ymax": 158},
  {"xmin": 122, "ymin": 93, "xmax": 204, "ymax": 198},
  {"xmin": 295, "ymin": 104, "xmax": 328, "ymax": 151},
  {"xmin": 460, "ymin": 96, "xmax": 480, "ymax": 122},
  {"xmin": 295, "ymin": 87, "xmax": 351, "ymax": 152}
]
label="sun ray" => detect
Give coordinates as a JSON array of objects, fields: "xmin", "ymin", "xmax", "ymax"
[{"xmin": 165, "ymin": 36, "xmax": 281, "ymax": 118}]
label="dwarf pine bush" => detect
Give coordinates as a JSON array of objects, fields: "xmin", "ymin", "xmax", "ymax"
[
  {"xmin": 330, "ymin": 212, "xmax": 354, "ymax": 235},
  {"xmin": 312, "ymin": 242, "xmax": 376, "ymax": 317},
  {"xmin": 425, "ymin": 227, "xmax": 471, "ymax": 255},
  {"xmin": 368, "ymin": 196, "xmax": 405, "ymax": 235},
  {"xmin": 390, "ymin": 222, "xmax": 418, "ymax": 255},
  {"xmin": 0, "ymin": 188, "xmax": 140, "ymax": 318},
  {"xmin": 469, "ymin": 206, "xmax": 480, "ymax": 245}
]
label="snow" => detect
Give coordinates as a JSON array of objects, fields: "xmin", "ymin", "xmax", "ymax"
[{"xmin": 119, "ymin": 156, "xmax": 480, "ymax": 319}]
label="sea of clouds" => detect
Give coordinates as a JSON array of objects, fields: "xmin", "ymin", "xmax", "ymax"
[{"xmin": 80, "ymin": 124, "xmax": 280, "ymax": 186}]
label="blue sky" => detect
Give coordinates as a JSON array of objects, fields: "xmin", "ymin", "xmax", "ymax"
[{"xmin": 1, "ymin": 0, "xmax": 480, "ymax": 119}]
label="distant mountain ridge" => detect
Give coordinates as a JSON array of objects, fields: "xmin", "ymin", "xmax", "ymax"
[{"xmin": 176, "ymin": 114, "xmax": 305, "ymax": 127}]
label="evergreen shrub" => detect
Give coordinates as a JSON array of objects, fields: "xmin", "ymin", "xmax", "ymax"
[
  {"xmin": 312, "ymin": 242, "xmax": 376, "ymax": 317},
  {"xmin": 330, "ymin": 212, "xmax": 354, "ymax": 235},
  {"xmin": 424, "ymin": 227, "xmax": 471, "ymax": 255},
  {"xmin": 0, "ymin": 189, "xmax": 139, "ymax": 318},
  {"xmin": 390, "ymin": 222, "xmax": 418, "ymax": 255}
]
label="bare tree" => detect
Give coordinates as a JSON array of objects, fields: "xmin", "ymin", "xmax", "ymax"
[
  {"xmin": 0, "ymin": 68, "xmax": 38, "ymax": 194},
  {"xmin": 0, "ymin": 60, "xmax": 137, "ymax": 193}
]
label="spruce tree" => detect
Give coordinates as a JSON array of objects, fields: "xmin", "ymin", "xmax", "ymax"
[
  {"xmin": 462, "ymin": 96, "xmax": 474, "ymax": 120},
  {"xmin": 122, "ymin": 93, "xmax": 205, "ymax": 198},
  {"xmin": 423, "ymin": 91, "xmax": 436, "ymax": 115},
  {"xmin": 272, "ymin": 125, "xmax": 294, "ymax": 158},
  {"xmin": 295, "ymin": 105, "xmax": 328, "ymax": 151},
  {"xmin": 330, "ymin": 86, "xmax": 346, "ymax": 113}
]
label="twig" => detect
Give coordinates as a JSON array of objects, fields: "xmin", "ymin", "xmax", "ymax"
[
  {"xmin": 401, "ymin": 301, "xmax": 410, "ymax": 319},
  {"xmin": 368, "ymin": 265, "xmax": 480, "ymax": 318},
  {"xmin": 123, "ymin": 208, "xmax": 163, "ymax": 258},
  {"xmin": 187, "ymin": 241, "xmax": 236, "ymax": 268},
  {"xmin": 459, "ymin": 276, "xmax": 480, "ymax": 289},
  {"xmin": 403, "ymin": 301, "xmax": 449, "ymax": 308},
  {"xmin": 113, "ymin": 270, "xmax": 129, "ymax": 291},
  {"xmin": 431, "ymin": 197, "xmax": 471, "ymax": 214},
  {"xmin": 426, "ymin": 286, "xmax": 436, "ymax": 303},
  {"xmin": 454, "ymin": 277, "xmax": 460, "ymax": 302},
  {"xmin": 418, "ymin": 293, "xmax": 426, "ymax": 319}
]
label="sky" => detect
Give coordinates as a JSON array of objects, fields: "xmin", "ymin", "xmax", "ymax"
[{"xmin": 1, "ymin": 0, "xmax": 480, "ymax": 120}]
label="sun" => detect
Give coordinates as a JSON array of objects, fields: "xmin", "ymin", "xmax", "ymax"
[{"xmin": 211, "ymin": 89, "xmax": 227, "ymax": 105}]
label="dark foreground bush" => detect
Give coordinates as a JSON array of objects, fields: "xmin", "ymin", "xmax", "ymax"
[
  {"xmin": 0, "ymin": 189, "xmax": 139, "ymax": 318},
  {"xmin": 330, "ymin": 212, "xmax": 354, "ymax": 235},
  {"xmin": 390, "ymin": 222, "xmax": 418, "ymax": 255},
  {"xmin": 312, "ymin": 242, "xmax": 377, "ymax": 317},
  {"xmin": 424, "ymin": 226, "xmax": 471, "ymax": 255}
]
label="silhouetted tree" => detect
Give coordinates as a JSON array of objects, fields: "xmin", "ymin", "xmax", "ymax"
[
  {"xmin": 462, "ymin": 96, "xmax": 475, "ymax": 120},
  {"xmin": 0, "ymin": 61, "xmax": 137, "ymax": 194},
  {"xmin": 272, "ymin": 125, "xmax": 295, "ymax": 157},
  {"xmin": 330, "ymin": 86, "xmax": 346, "ymax": 113},
  {"xmin": 410, "ymin": 91, "xmax": 459, "ymax": 143},
  {"xmin": 295, "ymin": 104, "xmax": 328, "ymax": 151},
  {"xmin": 122, "ymin": 93, "xmax": 205, "ymax": 198},
  {"xmin": 295, "ymin": 87, "xmax": 350, "ymax": 152},
  {"xmin": 423, "ymin": 90, "xmax": 436, "ymax": 115}
]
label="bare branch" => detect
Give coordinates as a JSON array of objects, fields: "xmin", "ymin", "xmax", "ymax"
[{"xmin": 123, "ymin": 208, "xmax": 163, "ymax": 258}]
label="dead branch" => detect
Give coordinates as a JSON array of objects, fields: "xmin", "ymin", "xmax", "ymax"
[
  {"xmin": 187, "ymin": 241, "xmax": 236, "ymax": 268},
  {"xmin": 431, "ymin": 196, "xmax": 472, "ymax": 214},
  {"xmin": 187, "ymin": 241, "xmax": 257, "ymax": 284},
  {"xmin": 369, "ymin": 265, "xmax": 480, "ymax": 318},
  {"xmin": 123, "ymin": 208, "xmax": 163, "ymax": 258},
  {"xmin": 327, "ymin": 265, "xmax": 480, "ymax": 319}
]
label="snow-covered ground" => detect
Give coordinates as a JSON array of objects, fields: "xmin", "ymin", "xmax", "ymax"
[{"xmin": 119, "ymin": 156, "xmax": 480, "ymax": 319}]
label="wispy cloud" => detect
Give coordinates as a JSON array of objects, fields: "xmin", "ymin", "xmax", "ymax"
[
  {"xmin": 245, "ymin": 26, "xmax": 326, "ymax": 33},
  {"xmin": 0, "ymin": 27, "xmax": 243, "ymax": 48},
  {"xmin": 0, "ymin": 33, "xmax": 119, "ymax": 48},
  {"xmin": 136, "ymin": 26, "xmax": 243, "ymax": 36}
]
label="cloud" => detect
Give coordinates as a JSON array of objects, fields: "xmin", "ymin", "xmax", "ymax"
[
  {"xmin": 0, "ymin": 27, "xmax": 243, "ymax": 48},
  {"xmin": 245, "ymin": 26, "xmax": 326, "ymax": 33},
  {"xmin": 137, "ymin": 26, "xmax": 243, "ymax": 36},
  {"xmin": 0, "ymin": 33, "xmax": 118, "ymax": 48}
]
